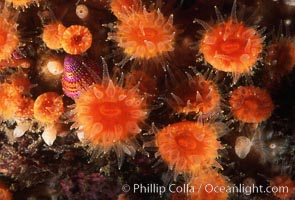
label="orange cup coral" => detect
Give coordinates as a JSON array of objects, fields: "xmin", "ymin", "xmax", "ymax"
[
  {"xmin": 74, "ymin": 78, "xmax": 147, "ymax": 166},
  {"xmin": 197, "ymin": 0, "xmax": 263, "ymax": 78},
  {"xmin": 155, "ymin": 121, "xmax": 222, "ymax": 177},
  {"xmin": 229, "ymin": 86, "xmax": 274, "ymax": 123},
  {"xmin": 110, "ymin": 0, "xmax": 141, "ymax": 19},
  {"xmin": 0, "ymin": 181, "xmax": 12, "ymax": 200},
  {"xmin": 0, "ymin": 72, "xmax": 32, "ymax": 120},
  {"xmin": 199, "ymin": 19, "xmax": 263, "ymax": 74},
  {"xmin": 33, "ymin": 92, "xmax": 64, "ymax": 124},
  {"xmin": 171, "ymin": 75, "xmax": 220, "ymax": 116},
  {"xmin": 270, "ymin": 176, "xmax": 295, "ymax": 199},
  {"xmin": 5, "ymin": 0, "xmax": 38, "ymax": 10},
  {"xmin": 42, "ymin": 22, "xmax": 66, "ymax": 50},
  {"xmin": 264, "ymin": 38, "xmax": 295, "ymax": 89},
  {"xmin": 189, "ymin": 170, "xmax": 230, "ymax": 200},
  {"xmin": 15, "ymin": 97, "xmax": 34, "ymax": 119},
  {"xmin": 0, "ymin": 16, "xmax": 19, "ymax": 61},
  {"xmin": 109, "ymin": 8, "xmax": 175, "ymax": 61},
  {"xmin": 8, "ymin": 72, "xmax": 32, "ymax": 95},
  {"xmin": 62, "ymin": 25, "xmax": 92, "ymax": 55},
  {"xmin": 0, "ymin": 83, "xmax": 20, "ymax": 119}
]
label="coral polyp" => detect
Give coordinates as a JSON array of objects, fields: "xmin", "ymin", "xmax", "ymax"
[
  {"xmin": 33, "ymin": 92, "xmax": 64, "ymax": 124},
  {"xmin": 270, "ymin": 176, "xmax": 295, "ymax": 199},
  {"xmin": 198, "ymin": 2, "xmax": 263, "ymax": 77},
  {"xmin": 125, "ymin": 69, "xmax": 158, "ymax": 102},
  {"xmin": 0, "ymin": 83, "xmax": 21, "ymax": 120},
  {"xmin": 189, "ymin": 170, "xmax": 230, "ymax": 200},
  {"xmin": 171, "ymin": 74, "xmax": 220, "ymax": 116},
  {"xmin": 229, "ymin": 86, "xmax": 274, "ymax": 123},
  {"xmin": 42, "ymin": 22, "xmax": 66, "ymax": 50},
  {"xmin": 74, "ymin": 74, "xmax": 147, "ymax": 166},
  {"xmin": 109, "ymin": 8, "xmax": 175, "ymax": 61},
  {"xmin": 14, "ymin": 97, "xmax": 34, "ymax": 119},
  {"xmin": 110, "ymin": 0, "xmax": 141, "ymax": 19},
  {"xmin": 0, "ymin": 0, "xmax": 294, "ymax": 199},
  {"xmin": 0, "ymin": 12, "xmax": 19, "ymax": 61},
  {"xmin": 62, "ymin": 25, "xmax": 92, "ymax": 55},
  {"xmin": 8, "ymin": 72, "xmax": 32, "ymax": 95},
  {"xmin": 0, "ymin": 181, "xmax": 12, "ymax": 200},
  {"xmin": 155, "ymin": 121, "xmax": 222, "ymax": 177},
  {"xmin": 264, "ymin": 37, "xmax": 295, "ymax": 88},
  {"xmin": 5, "ymin": 0, "xmax": 38, "ymax": 10},
  {"xmin": 0, "ymin": 73, "xmax": 32, "ymax": 120},
  {"xmin": 33, "ymin": 92, "xmax": 65, "ymax": 145}
]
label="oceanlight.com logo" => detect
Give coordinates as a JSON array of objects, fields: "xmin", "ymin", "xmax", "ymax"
[
  {"xmin": 121, "ymin": 183, "xmax": 289, "ymax": 196},
  {"xmin": 203, "ymin": 184, "xmax": 289, "ymax": 196}
]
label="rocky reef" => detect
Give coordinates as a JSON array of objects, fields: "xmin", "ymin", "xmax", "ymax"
[{"xmin": 0, "ymin": 0, "xmax": 294, "ymax": 199}]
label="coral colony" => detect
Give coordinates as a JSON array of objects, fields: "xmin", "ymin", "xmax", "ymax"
[{"xmin": 0, "ymin": 0, "xmax": 295, "ymax": 199}]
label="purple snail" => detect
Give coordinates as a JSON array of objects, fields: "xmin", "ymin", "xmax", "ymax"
[{"xmin": 62, "ymin": 55, "xmax": 100, "ymax": 99}]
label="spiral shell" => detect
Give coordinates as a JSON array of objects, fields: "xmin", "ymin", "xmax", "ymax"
[{"xmin": 62, "ymin": 55, "xmax": 100, "ymax": 99}]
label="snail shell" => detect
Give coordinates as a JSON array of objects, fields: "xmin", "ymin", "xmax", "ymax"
[{"xmin": 62, "ymin": 55, "xmax": 100, "ymax": 99}]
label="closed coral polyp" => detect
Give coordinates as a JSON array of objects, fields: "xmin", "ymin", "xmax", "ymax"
[
  {"xmin": 33, "ymin": 92, "xmax": 64, "ymax": 123},
  {"xmin": 0, "ymin": 73, "xmax": 32, "ymax": 120},
  {"xmin": 42, "ymin": 22, "xmax": 66, "ymax": 50},
  {"xmin": 62, "ymin": 25, "xmax": 92, "ymax": 55},
  {"xmin": 0, "ymin": 83, "xmax": 22, "ymax": 120},
  {"xmin": 0, "ymin": 19, "xmax": 18, "ymax": 61},
  {"xmin": 15, "ymin": 97, "xmax": 34, "ymax": 119},
  {"xmin": 8, "ymin": 72, "xmax": 32, "ymax": 94}
]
